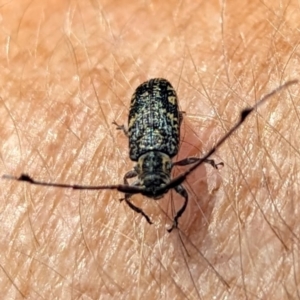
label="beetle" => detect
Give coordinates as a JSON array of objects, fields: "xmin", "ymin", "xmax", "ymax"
[
  {"xmin": 112, "ymin": 78, "xmax": 223, "ymax": 231},
  {"xmin": 2, "ymin": 78, "xmax": 297, "ymax": 232}
]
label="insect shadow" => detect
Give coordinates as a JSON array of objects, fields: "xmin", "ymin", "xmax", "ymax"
[{"xmin": 2, "ymin": 78, "xmax": 297, "ymax": 232}]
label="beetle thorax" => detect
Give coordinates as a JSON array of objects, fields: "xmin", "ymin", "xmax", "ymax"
[{"xmin": 135, "ymin": 151, "xmax": 172, "ymax": 198}]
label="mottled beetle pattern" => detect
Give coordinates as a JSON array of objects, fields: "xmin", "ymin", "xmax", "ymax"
[
  {"xmin": 128, "ymin": 78, "xmax": 181, "ymax": 160},
  {"xmin": 3, "ymin": 79, "xmax": 297, "ymax": 232}
]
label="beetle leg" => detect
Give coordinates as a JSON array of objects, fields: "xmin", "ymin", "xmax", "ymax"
[
  {"xmin": 112, "ymin": 121, "xmax": 129, "ymax": 137},
  {"xmin": 119, "ymin": 170, "xmax": 153, "ymax": 225},
  {"xmin": 179, "ymin": 111, "xmax": 185, "ymax": 126},
  {"xmin": 123, "ymin": 195, "xmax": 153, "ymax": 225},
  {"xmin": 122, "ymin": 170, "xmax": 137, "ymax": 184},
  {"xmin": 173, "ymin": 156, "xmax": 224, "ymax": 169},
  {"xmin": 167, "ymin": 184, "xmax": 188, "ymax": 232},
  {"xmin": 118, "ymin": 169, "xmax": 137, "ymax": 200}
]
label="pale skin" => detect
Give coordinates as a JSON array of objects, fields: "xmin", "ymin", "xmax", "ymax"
[{"xmin": 0, "ymin": 0, "xmax": 299, "ymax": 299}]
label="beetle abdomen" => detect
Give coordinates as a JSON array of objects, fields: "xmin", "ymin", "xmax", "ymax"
[{"xmin": 128, "ymin": 78, "xmax": 181, "ymax": 161}]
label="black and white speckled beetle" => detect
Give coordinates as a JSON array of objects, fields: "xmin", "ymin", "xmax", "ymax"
[
  {"xmin": 112, "ymin": 78, "xmax": 223, "ymax": 231},
  {"xmin": 3, "ymin": 78, "xmax": 297, "ymax": 232}
]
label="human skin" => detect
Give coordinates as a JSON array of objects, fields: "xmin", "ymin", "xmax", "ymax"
[{"xmin": 0, "ymin": 0, "xmax": 299, "ymax": 299}]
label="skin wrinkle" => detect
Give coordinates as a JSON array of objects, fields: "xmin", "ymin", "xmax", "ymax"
[{"xmin": 0, "ymin": 0, "xmax": 299, "ymax": 299}]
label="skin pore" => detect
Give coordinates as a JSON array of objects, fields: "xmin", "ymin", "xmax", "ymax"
[{"xmin": 0, "ymin": 0, "xmax": 299, "ymax": 299}]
